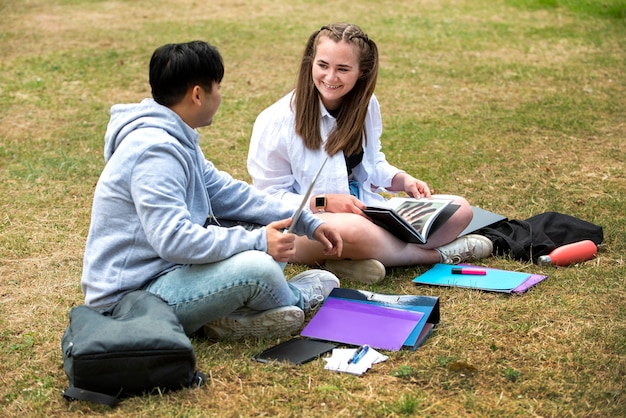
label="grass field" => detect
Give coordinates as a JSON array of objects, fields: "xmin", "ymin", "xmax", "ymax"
[{"xmin": 1, "ymin": 0, "xmax": 625, "ymax": 416}]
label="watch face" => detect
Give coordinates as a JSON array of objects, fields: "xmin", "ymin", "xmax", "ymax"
[{"xmin": 315, "ymin": 196, "xmax": 326, "ymax": 208}]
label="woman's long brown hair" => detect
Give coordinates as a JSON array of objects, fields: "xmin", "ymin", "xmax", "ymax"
[{"xmin": 292, "ymin": 23, "xmax": 379, "ymax": 157}]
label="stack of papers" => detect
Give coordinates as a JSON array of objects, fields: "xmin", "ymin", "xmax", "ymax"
[{"xmin": 323, "ymin": 347, "xmax": 388, "ymax": 376}]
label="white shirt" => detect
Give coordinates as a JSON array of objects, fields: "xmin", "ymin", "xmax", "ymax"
[{"xmin": 247, "ymin": 91, "xmax": 403, "ymax": 207}]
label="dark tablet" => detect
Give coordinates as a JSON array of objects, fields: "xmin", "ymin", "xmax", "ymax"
[{"xmin": 253, "ymin": 338, "xmax": 337, "ymax": 365}]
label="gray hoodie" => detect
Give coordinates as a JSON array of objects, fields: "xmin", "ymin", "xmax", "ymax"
[{"xmin": 81, "ymin": 98, "xmax": 322, "ymax": 307}]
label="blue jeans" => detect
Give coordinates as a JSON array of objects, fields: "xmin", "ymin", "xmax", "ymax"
[{"xmin": 143, "ymin": 250, "xmax": 305, "ymax": 335}]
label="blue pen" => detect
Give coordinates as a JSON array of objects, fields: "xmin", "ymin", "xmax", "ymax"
[{"xmin": 348, "ymin": 345, "xmax": 370, "ymax": 364}]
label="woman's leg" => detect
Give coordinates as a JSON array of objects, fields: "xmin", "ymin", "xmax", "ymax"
[
  {"xmin": 290, "ymin": 194, "xmax": 475, "ymax": 268},
  {"xmin": 292, "ymin": 213, "xmax": 441, "ymax": 267}
]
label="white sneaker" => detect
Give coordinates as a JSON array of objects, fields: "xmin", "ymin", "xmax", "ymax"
[
  {"xmin": 203, "ymin": 306, "xmax": 304, "ymax": 340},
  {"xmin": 325, "ymin": 259, "xmax": 386, "ymax": 284},
  {"xmin": 288, "ymin": 269, "xmax": 340, "ymax": 312},
  {"xmin": 437, "ymin": 234, "xmax": 493, "ymax": 264}
]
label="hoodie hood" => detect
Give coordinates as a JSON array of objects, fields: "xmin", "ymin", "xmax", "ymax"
[{"xmin": 104, "ymin": 98, "xmax": 199, "ymax": 162}]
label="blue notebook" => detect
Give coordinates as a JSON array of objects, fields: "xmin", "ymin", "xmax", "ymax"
[{"xmin": 413, "ymin": 263, "xmax": 547, "ymax": 293}]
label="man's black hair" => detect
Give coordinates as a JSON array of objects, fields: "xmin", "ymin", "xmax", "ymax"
[{"xmin": 149, "ymin": 40, "xmax": 224, "ymax": 107}]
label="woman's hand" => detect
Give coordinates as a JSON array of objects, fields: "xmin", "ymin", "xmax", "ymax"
[
  {"xmin": 311, "ymin": 193, "xmax": 367, "ymax": 216},
  {"xmin": 390, "ymin": 172, "xmax": 432, "ymax": 199}
]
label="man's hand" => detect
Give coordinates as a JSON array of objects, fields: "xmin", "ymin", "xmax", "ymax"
[
  {"xmin": 312, "ymin": 223, "xmax": 343, "ymax": 257},
  {"xmin": 265, "ymin": 219, "xmax": 296, "ymax": 263}
]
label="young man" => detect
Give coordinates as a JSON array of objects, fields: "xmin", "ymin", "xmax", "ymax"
[{"xmin": 81, "ymin": 41, "xmax": 343, "ymax": 339}]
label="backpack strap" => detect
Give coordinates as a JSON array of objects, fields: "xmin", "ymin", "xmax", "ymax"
[
  {"xmin": 63, "ymin": 386, "xmax": 120, "ymax": 407},
  {"xmin": 62, "ymin": 371, "xmax": 205, "ymax": 407}
]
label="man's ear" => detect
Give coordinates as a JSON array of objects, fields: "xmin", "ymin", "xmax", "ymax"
[{"xmin": 191, "ymin": 85, "xmax": 202, "ymax": 105}]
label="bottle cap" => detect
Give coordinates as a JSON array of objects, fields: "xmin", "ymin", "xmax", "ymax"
[{"xmin": 537, "ymin": 255, "xmax": 552, "ymax": 266}]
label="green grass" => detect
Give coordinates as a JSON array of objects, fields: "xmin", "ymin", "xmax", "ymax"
[
  {"xmin": 508, "ymin": 0, "xmax": 626, "ymax": 19},
  {"xmin": 1, "ymin": 0, "xmax": 625, "ymax": 416}
]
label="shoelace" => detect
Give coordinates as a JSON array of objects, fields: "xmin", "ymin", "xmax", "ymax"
[
  {"xmin": 306, "ymin": 294, "xmax": 325, "ymax": 311},
  {"xmin": 439, "ymin": 238, "xmax": 474, "ymax": 264}
]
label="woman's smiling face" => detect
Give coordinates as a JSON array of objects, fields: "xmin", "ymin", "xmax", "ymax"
[{"xmin": 312, "ymin": 37, "xmax": 362, "ymax": 111}]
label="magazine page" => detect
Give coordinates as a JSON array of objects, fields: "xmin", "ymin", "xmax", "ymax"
[{"xmin": 386, "ymin": 197, "xmax": 453, "ymax": 238}]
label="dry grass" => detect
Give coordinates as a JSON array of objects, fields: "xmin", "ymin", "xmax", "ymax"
[{"xmin": 1, "ymin": 0, "xmax": 625, "ymax": 417}]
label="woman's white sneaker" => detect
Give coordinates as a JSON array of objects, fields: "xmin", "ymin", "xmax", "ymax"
[
  {"xmin": 437, "ymin": 234, "xmax": 493, "ymax": 264},
  {"xmin": 325, "ymin": 259, "xmax": 386, "ymax": 284}
]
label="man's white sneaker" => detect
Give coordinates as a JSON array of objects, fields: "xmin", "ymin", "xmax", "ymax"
[
  {"xmin": 437, "ymin": 234, "xmax": 494, "ymax": 264},
  {"xmin": 288, "ymin": 269, "xmax": 340, "ymax": 312},
  {"xmin": 325, "ymin": 258, "xmax": 386, "ymax": 284},
  {"xmin": 203, "ymin": 306, "xmax": 304, "ymax": 340}
]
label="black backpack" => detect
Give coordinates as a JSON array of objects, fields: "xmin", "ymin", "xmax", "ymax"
[
  {"xmin": 62, "ymin": 290, "xmax": 205, "ymax": 407},
  {"xmin": 477, "ymin": 211, "xmax": 604, "ymax": 263}
]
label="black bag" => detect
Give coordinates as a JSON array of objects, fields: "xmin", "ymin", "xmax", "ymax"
[
  {"xmin": 477, "ymin": 211, "xmax": 604, "ymax": 263},
  {"xmin": 62, "ymin": 290, "xmax": 205, "ymax": 406}
]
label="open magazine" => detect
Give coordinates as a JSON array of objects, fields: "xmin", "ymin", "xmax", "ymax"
[{"xmin": 363, "ymin": 197, "xmax": 459, "ymax": 244}]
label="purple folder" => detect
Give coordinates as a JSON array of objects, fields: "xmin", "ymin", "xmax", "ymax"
[{"xmin": 300, "ymin": 297, "xmax": 424, "ymax": 351}]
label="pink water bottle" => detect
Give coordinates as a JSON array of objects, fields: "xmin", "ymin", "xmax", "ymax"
[{"xmin": 537, "ymin": 240, "xmax": 598, "ymax": 266}]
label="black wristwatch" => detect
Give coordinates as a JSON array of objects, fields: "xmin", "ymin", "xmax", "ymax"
[{"xmin": 315, "ymin": 194, "xmax": 327, "ymax": 212}]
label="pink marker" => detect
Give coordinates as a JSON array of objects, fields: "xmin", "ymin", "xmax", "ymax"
[{"xmin": 451, "ymin": 267, "xmax": 487, "ymax": 275}]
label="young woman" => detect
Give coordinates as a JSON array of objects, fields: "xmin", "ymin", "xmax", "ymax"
[{"xmin": 247, "ymin": 23, "xmax": 492, "ymax": 284}]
